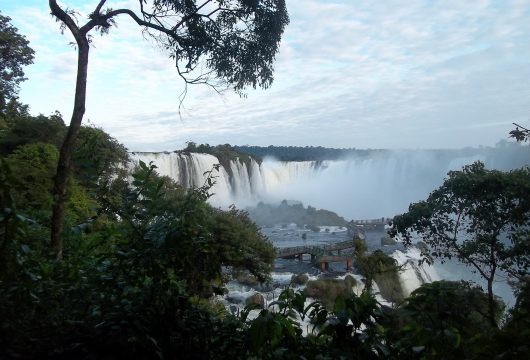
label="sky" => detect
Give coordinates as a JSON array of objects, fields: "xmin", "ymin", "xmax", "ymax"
[{"xmin": 2, "ymin": 0, "xmax": 530, "ymax": 151}]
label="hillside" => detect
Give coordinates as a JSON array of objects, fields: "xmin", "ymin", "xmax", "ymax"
[{"xmin": 246, "ymin": 200, "xmax": 349, "ymax": 227}]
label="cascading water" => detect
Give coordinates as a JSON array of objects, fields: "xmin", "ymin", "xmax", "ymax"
[
  {"xmin": 130, "ymin": 146, "xmax": 528, "ymax": 218},
  {"xmin": 130, "ymin": 146, "xmax": 527, "ymax": 306},
  {"xmin": 392, "ymin": 247, "xmax": 440, "ymax": 297},
  {"xmin": 130, "ymin": 151, "xmax": 325, "ymax": 208}
]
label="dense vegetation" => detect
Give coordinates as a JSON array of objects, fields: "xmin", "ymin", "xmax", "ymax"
[
  {"xmin": 1, "ymin": 11, "xmax": 529, "ymax": 360},
  {"xmin": 235, "ymin": 145, "xmax": 379, "ymax": 161},
  {"xmin": 246, "ymin": 200, "xmax": 349, "ymax": 228},
  {"xmin": 391, "ymin": 161, "xmax": 530, "ymax": 326},
  {"xmin": 46, "ymin": 0, "xmax": 289, "ymax": 259},
  {"xmin": 234, "ymin": 143, "xmax": 530, "ymax": 163},
  {"xmin": 179, "ymin": 142, "xmax": 261, "ymax": 178},
  {"xmin": 352, "ymin": 239, "xmax": 405, "ymax": 304}
]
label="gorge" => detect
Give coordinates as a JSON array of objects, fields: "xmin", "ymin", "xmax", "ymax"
[
  {"xmin": 129, "ymin": 144, "xmax": 528, "ymax": 306},
  {"xmin": 131, "ymin": 143, "xmax": 528, "ymax": 219}
]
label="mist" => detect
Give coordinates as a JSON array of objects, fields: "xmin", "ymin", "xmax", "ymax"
[
  {"xmin": 131, "ymin": 143, "xmax": 529, "ymax": 221},
  {"xmin": 253, "ymin": 144, "xmax": 529, "ymax": 220}
]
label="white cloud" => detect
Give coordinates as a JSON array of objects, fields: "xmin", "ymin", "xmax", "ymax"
[{"xmin": 5, "ymin": 0, "xmax": 530, "ymax": 150}]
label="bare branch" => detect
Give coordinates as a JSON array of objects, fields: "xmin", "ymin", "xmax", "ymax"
[
  {"xmin": 513, "ymin": 122, "xmax": 530, "ymax": 132},
  {"xmin": 94, "ymin": 0, "xmax": 108, "ymax": 15},
  {"xmin": 92, "ymin": 8, "xmax": 184, "ymax": 42},
  {"xmin": 49, "ymin": 0, "xmax": 83, "ymax": 41}
]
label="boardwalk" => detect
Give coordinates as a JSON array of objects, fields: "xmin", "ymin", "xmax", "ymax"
[
  {"xmin": 276, "ymin": 239, "xmax": 355, "ymax": 259},
  {"xmin": 350, "ymin": 218, "xmax": 391, "ymax": 231},
  {"xmin": 276, "ymin": 240, "xmax": 356, "ymax": 272}
]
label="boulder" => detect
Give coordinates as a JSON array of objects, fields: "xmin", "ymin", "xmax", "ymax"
[
  {"xmin": 236, "ymin": 272, "xmax": 259, "ymax": 287},
  {"xmin": 245, "ymin": 293, "xmax": 265, "ymax": 308},
  {"xmin": 291, "ymin": 273, "xmax": 310, "ymax": 285}
]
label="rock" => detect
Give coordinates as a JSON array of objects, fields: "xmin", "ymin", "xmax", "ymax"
[
  {"xmin": 245, "ymin": 293, "xmax": 265, "ymax": 308},
  {"xmin": 381, "ymin": 235, "xmax": 397, "ymax": 246},
  {"xmin": 226, "ymin": 294, "xmax": 245, "ymax": 304},
  {"xmin": 304, "ymin": 278, "xmax": 353, "ymax": 309},
  {"xmin": 344, "ymin": 275, "xmax": 357, "ymax": 288},
  {"xmin": 291, "ymin": 273, "xmax": 309, "ymax": 285},
  {"xmin": 236, "ymin": 272, "xmax": 259, "ymax": 286}
]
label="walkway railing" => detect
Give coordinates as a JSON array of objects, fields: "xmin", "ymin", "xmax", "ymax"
[{"xmin": 276, "ymin": 239, "xmax": 355, "ymax": 259}]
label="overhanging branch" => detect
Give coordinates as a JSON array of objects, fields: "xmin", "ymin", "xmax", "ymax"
[{"xmin": 49, "ymin": 0, "xmax": 83, "ymax": 42}]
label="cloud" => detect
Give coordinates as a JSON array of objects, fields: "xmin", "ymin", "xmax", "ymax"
[{"xmin": 6, "ymin": 0, "xmax": 530, "ymax": 150}]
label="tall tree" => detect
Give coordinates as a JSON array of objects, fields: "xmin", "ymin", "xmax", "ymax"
[
  {"xmin": 390, "ymin": 162, "xmax": 530, "ymax": 327},
  {"xmin": 0, "ymin": 12, "xmax": 35, "ymax": 114},
  {"xmin": 48, "ymin": 0, "xmax": 289, "ymax": 258}
]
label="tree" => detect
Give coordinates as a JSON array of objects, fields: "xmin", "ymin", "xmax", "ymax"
[
  {"xmin": 509, "ymin": 122, "xmax": 530, "ymax": 144},
  {"xmin": 355, "ymin": 249, "xmax": 404, "ymax": 303},
  {"xmin": 390, "ymin": 162, "xmax": 530, "ymax": 326},
  {"xmin": 395, "ymin": 281, "xmax": 501, "ymax": 359},
  {"xmin": 48, "ymin": 0, "xmax": 289, "ymax": 259},
  {"xmin": 0, "ymin": 111, "xmax": 65, "ymax": 155},
  {"xmin": 0, "ymin": 13, "xmax": 35, "ymax": 114},
  {"xmin": 106, "ymin": 161, "xmax": 275, "ymax": 297},
  {"xmin": 5, "ymin": 143, "xmax": 59, "ymax": 219}
]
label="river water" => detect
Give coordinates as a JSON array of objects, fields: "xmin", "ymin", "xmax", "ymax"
[{"xmin": 221, "ymin": 224, "xmax": 516, "ymax": 315}]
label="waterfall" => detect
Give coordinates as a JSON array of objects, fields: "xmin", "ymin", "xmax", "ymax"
[
  {"xmin": 392, "ymin": 248, "xmax": 440, "ymax": 298},
  {"xmin": 129, "ymin": 151, "xmax": 326, "ymax": 208},
  {"xmin": 130, "ymin": 146, "xmax": 528, "ymax": 218}
]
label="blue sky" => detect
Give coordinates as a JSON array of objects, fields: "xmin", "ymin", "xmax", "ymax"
[{"xmin": 2, "ymin": 0, "xmax": 530, "ymax": 151}]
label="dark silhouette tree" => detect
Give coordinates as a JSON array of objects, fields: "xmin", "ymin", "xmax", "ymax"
[
  {"xmin": 0, "ymin": 12, "xmax": 35, "ymax": 114},
  {"xmin": 48, "ymin": 0, "xmax": 289, "ymax": 258},
  {"xmin": 510, "ymin": 122, "xmax": 530, "ymax": 144},
  {"xmin": 390, "ymin": 162, "xmax": 530, "ymax": 327}
]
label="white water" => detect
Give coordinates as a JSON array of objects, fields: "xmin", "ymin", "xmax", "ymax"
[
  {"xmin": 130, "ymin": 147, "xmax": 526, "ymax": 307},
  {"xmin": 131, "ymin": 146, "xmax": 529, "ymax": 219},
  {"xmin": 392, "ymin": 248, "xmax": 440, "ymax": 297}
]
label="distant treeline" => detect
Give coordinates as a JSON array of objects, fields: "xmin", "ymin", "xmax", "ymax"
[
  {"xmin": 173, "ymin": 141, "xmax": 528, "ymax": 164},
  {"xmin": 235, "ymin": 145, "xmax": 380, "ymax": 161},
  {"xmin": 246, "ymin": 200, "xmax": 349, "ymax": 227}
]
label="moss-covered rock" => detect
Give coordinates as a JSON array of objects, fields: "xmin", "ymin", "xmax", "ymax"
[
  {"xmin": 291, "ymin": 273, "xmax": 309, "ymax": 285},
  {"xmin": 344, "ymin": 275, "xmax": 357, "ymax": 289},
  {"xmin": 355, "ymin": 250, "xmax": 404, "ymax": 303},
  {"xmin": 235, "ymin": 272, "xmax": 260, "ymax": 287},
  {"xmin": 304, "ymin": 278, "xmax": 355, "ymax": 309},
  {"xmin": 245, "ymin": 293, "xmax": 265, "ymax": 308},
  {"xmin": 374, "ymin": 273, "xmax": 404, "ymax": 303},
  {"xmin": 381, "ymin": 235, "xmax": 397, "ymax": 246}
]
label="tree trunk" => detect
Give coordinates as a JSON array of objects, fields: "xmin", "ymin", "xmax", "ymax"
[
  {"xmin": 50, "ymin": 39, "xmax": 90, "ymax": 259},
  {"xmin": 487, "ymin": 277, "xmax": 497, "ymax": 328}
]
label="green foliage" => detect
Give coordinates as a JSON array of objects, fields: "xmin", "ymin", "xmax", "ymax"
[
  {"xmin": 164, "ymin": 0, "xmax": 289, "ymax": 93},
  {"xmin": 238, "ymin": 288, "xmax": 390, "ymax": 359},
  {"xmin": 392, "ymin": 161, "xmax": 530, "ymax": 278},
  {"xmin": 73, "ymin": 125, "xmax": 129, "ymax": 188},
  {"xmin": 492, "ymin": 277, "xmax": 530, "ymax": 359},
  {"xmin": 392, "ymin": 281, "xmax": 501, "ymax": 359},
  {"xmin": 353, "ymin": 237, "xmax": 368, "ymax": 257},
  {"xmin": 391, "ymin": 161, "xmax": 530, "ymax": 324},
  {"xmin": 181, "ymin": 142, "xmax": 261, "ymax": 178},
  {"xmin": 509, "ymin": 123, "xmax": 530, "ymax": 144},
  {"xmin": 0, "ymin": 159, "xmax": 276, "ymax": 358},
  {"xmin": 248, "ymin": 200, "xmax": 349, "ymax": 227},
  {"xmin": 103, "ymin": 160, "xmax": 275, "ymax": 297},
  {"xmin": 235, "ymin": 144, "xmax": 378, "ymax": 161},
  {"xmin": 4, "ymin": 143, "xmax": 59, "ymax": 220},
  {"xmin": 355, "ymin": 249, "xmax": 404, "ymax": 303},
  {"xmin": 0, "ymin": 111, "xmax": 65, "ymax": 155},
  {"xmin": 2, "ymin": 142, "xmax": 96, "ymax": 225},
  {"xmin": 304, "ymin": 276, "xmax": 356, "ymax": 309},
  {"xmin": 0, "ymin": 12, "xmax": 35, "ymax": 112}
]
